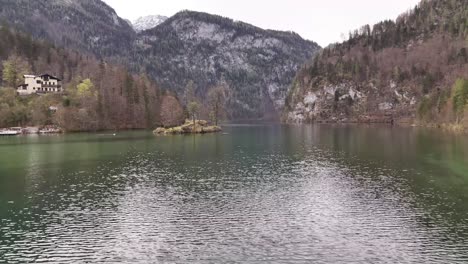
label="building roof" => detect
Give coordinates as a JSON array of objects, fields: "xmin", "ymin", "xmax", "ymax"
[
  {"xmin": 17, "ymin": 84, "xmax": 28, "ymax": 88},
  {"xmin": 39, "ymin": 74, "xmax": 62, "ymax": 81},
  {"xmin": 23, "ymin": 74, "xmax": 62, "ymax": 81}
]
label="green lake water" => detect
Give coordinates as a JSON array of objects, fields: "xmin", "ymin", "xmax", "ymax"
[{"xmin": 0, "ymin": 124, "xmax": 468, "ymax": 263}]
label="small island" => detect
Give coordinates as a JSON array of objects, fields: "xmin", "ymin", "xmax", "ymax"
[
  {"xmin": 155, "ymin": 84, "xmax": 226, "ymax": 136},
  {"xmin": 154, "ymin": 120, "xmax": 221, "ymax": 135}
]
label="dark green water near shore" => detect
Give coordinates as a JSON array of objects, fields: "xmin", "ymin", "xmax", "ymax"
[{"xmin": 1, "ymin": 125, "xmax": 468, "ymax": 263}]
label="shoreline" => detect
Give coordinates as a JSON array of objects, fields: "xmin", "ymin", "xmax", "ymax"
[
  {"xmin": 3, "ymin": 121, "xmax": 466, "ymax": 136},
  {"xmin": 154, "ymin": 120, "xmax": 222, "ymax": 135},
  {"xmin": 284, "ymin": 119, "xmax": 468, "ymax": 134},
  {"xmin": 0, "ymin": 126, "xmax": 62, "ymax": 136}
]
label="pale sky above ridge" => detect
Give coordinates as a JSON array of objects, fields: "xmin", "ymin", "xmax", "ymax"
[{"xmin": 103, "ymin": 0, "xmax": 421, "ymax": 47}]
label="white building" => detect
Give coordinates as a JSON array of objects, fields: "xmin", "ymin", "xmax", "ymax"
[{"xmin": 17, "ymin": 74, "xmax": 63, "ymax": 95}]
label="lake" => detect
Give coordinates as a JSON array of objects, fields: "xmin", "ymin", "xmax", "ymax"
[{"xmin": 1, "ymin": 124, "xmax": 468, "ymax": 263}]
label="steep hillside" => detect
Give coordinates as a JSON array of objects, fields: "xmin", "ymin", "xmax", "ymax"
[
  {"xmin": 136, "ymin": 11, "xmax": 320, "ymax": 119},
  {"xmin": 0, "ymin": 0, "xmax": 135, "ymax": 58},
  {"xmin": 286, "ymin": 0, "xmax": 468, "ymax": 127},
  {"xmin": 0, "ymin": 25, "xmax": 175, "ymax": 131}
]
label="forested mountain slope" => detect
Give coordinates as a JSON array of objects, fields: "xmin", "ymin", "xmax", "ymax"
[
  {"xmin": 0, "ymin": 0, "xmax": 135, "ymax": 59},
  {"xmin": 0, "ymin": 25, "xmax": 174, "ymax": 131},
  {"xmin": 286, "ymin": 0, "xmax": 468, "ymax": 127},
  {"xmin": 0, "ymin": 0, "xmax": 320, "ymax": 120},
  {"xmin": 136, "ymin": 11, "xmax": 320, "ymax": 119}
]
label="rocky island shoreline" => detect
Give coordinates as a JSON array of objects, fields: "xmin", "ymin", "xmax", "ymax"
[{"xmin": 154, "ymin": 120, "xmax": 222, "ymax": 135}]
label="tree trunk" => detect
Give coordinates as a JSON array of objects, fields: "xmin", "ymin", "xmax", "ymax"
[
  {"xmin": 215, "ymin": 105, "xmax": 218, "ymax": 126},
  {"xmin": 192, "ymin": 115, "xmax": 195, "ymax": 131}
]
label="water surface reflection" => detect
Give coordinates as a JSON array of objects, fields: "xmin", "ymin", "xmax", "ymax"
[{"xmin": 1, "ymin": 125, "xmax": 468, "ymax": 263}]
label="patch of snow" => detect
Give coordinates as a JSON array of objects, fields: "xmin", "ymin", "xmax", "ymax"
[
  {"xmin": 232, "ymin": 35, "xmax": 255, "ymax": 48},
  {"xmin": 133, "ymin": 15, "xmax": 168, "ymax": 32},
  {"xmin": 253, "ymin": 38, "xmax": 283, "ymax": 49},
  {"xmin": 196, "ymin": 22, "xmax": 225, "ymax": 42}
]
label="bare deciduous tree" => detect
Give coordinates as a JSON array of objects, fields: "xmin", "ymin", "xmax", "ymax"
[
  {"xmin": 160, "ymin": 95, "xmax": 184, "ymax": 128},
  {"xmin": 207, "ymin": 85, "xmax": 227, "ymax": 125}
]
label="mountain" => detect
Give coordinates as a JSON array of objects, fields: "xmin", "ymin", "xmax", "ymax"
[
  {"xmin": 286, "ymin": 0, "xmax": 468, "ymax": 127},
  {"xmin": 135, "ymin": 11, "xmax": 320, "ymax": 119},
  {"xmin": 0, "ymin": 0, "xmax": 136, "ymax": 58},
  {"xmin": 0, "ymin": 1, "xmax": 320, "ymax": 120},
  {"xmin": 132, "ymin": 15, "xmax": 168, "ymax": 32}
]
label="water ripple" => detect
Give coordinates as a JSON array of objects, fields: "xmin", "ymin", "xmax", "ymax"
[{"xmin": 1, "ymin": 127, "xmax": 468, "ymax": 263}]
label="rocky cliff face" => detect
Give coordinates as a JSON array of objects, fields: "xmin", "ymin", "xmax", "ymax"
[
  {"xmin": 136, "ymin": 11, "xmax": 320, "ymax": 119},
  {"xmin": 287, "ymin": 79, "xmax": 416, "ymax": 123},
  {"xmin": 286, "ymin": 0, "xmax": 468, "ymax": 125}
]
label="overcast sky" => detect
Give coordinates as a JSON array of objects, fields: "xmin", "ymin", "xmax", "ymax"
[{"xmin": 103, "ymin": 0, "xmax": 421, "ymax": 47}]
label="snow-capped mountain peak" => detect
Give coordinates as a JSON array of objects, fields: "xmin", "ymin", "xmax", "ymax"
[{"xmin": 132, "ymin": 15, "xmax": 168, "ymax": 32}]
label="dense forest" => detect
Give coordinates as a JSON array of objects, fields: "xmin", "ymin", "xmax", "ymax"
[
  {"xmin": 0, "ymin": 25, "xmax": 183, "ymax": 131},
  {"xmin": 286, "ymin": 0, "xmax": 468, "ymax": 128}
]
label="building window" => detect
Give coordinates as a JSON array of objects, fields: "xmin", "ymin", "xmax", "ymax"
[{"xmin": 37, "ymin": 80, "xmax": 41, "ymax": 84}]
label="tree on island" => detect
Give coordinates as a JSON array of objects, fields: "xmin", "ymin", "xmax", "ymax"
[
  {"xmin": 184, "ymin": 80, "xmax": 196, "ymax": 106},
  {"xmin": 187, "ymin": 101, "xmax": 200, "ymax": 130},
  {"xmin": 184, "ymin": 80, "xmax": 202, "ymax": 130},
  {"xmin": 207, "ymin": 85, "xmax": 227, "ymax": 126}
]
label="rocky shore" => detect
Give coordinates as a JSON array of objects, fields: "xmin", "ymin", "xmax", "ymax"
[
  {"xmin": 153, "ymin": 120, "xmax": 222, "ymax": 135},
  {"xmin": 0, "ymin": 125, "xmax": 63, "ymax": 136}
]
